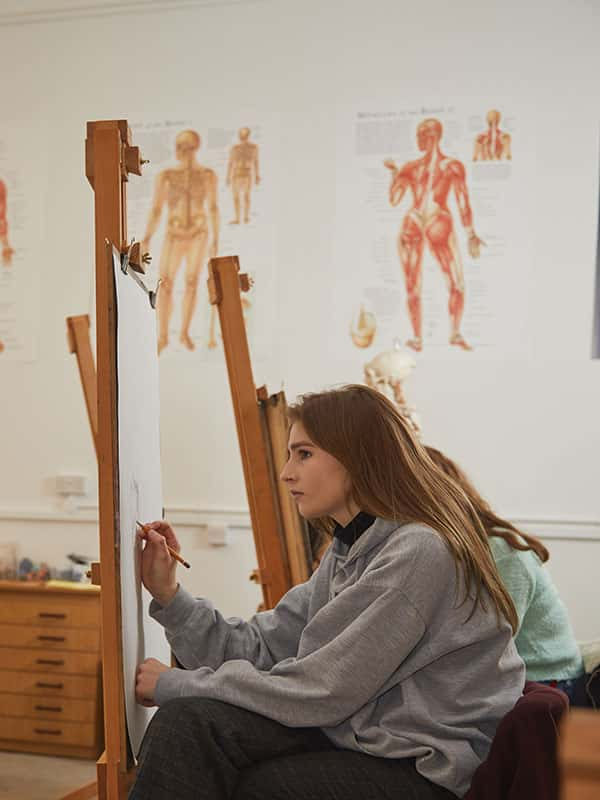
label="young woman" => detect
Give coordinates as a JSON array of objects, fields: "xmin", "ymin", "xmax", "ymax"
[
  {"xmin": 130, "ymin": 385, "xmax": 524, "ymax": 800},
  {"xmin": 425, "ymin": 446, "xmax": 584, "ymax": 699}
]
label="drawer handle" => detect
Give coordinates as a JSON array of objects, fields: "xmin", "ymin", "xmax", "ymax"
[
  {"xmin": 34, "ymin": 728, "xmax": 63, "ymax": 736},
  {"xmin": 38, "ymin": 612, "xmax": 67, "ymax": 619},
  {"xmin": 37, "ymin": 635, "xmax": 66, "ymax": 643},
  {"xmin": 34, "ymin": 704, "xmax": 63, "ymax": 713},
  {"xmin": 36, "ymin": 658, "xmax": 65, "ymax": 666},
  {"xmin": 35, "ymin": 681, "xmax": 64, "ymax": 690}
]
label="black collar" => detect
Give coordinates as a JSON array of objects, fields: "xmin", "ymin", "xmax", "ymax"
[{"xmin": 333, "ymin": 512, "xmax": 376, "ymax": 548}]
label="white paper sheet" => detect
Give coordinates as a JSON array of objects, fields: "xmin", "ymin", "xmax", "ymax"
[{"xmin": 113, "ymin": 247, "xmax": 171, "ymax": 758}]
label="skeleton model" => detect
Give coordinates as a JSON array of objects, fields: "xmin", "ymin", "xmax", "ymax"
[{"xmin": 364, "ymin": 341, "xmax": 421, "ymax": 437}]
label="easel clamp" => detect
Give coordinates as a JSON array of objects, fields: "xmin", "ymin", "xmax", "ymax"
[
  {"xmin": 249, "ymin": 568, "xmax": 270, "ymax": 586},
  {"xmin": 115, "ymin": 241, "xmax": 160, "ymax": 309},
  {"xmin": 208, "ymin": 266, "xmax": 252, "ymax": 307}
]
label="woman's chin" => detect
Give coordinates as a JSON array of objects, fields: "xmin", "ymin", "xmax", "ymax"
[
  {"xmin": 295, "ymin": 498, "xmax": 312, "ymax": 518},
  {"xmin": 294, "ymin": 496, "xmax": 329, "ymax": 520}
]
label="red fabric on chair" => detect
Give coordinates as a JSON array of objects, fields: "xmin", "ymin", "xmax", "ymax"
[{"xmin": 464, "ymin": 681, "xmax": 568, "ymax": 800}]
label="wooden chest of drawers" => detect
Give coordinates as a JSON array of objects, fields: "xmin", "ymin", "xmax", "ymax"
[
  {"xmin": 561, "ymin": 709, "xmax": 600, "ymax": 799},
  {"xmin": 0, "ymin": 581, "xmax": 103, "ymax": 759}
]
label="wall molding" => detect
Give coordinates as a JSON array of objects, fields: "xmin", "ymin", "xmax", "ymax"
[
  {"xmin": 0, "ymin": 505, "xmax": 252, "ymax": 529},
  {"xmin": 510, "ymin": 518, "xmax": 600, "ymax": 542},
  {"xmin": 1, "ymin": 507, "xmax": 599, "ymax": 541},
  {"xmin": 0, "ymin": 0, "xmax": 257, "ymax": 26}
]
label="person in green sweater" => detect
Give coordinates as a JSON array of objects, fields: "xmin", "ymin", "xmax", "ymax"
[{"xmin": 425, "ymin": 446, "xmax": 584, "ymax": 701}]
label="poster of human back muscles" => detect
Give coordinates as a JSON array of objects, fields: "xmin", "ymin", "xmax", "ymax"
[{"xmin": 333, "ymin": 101, "xmax": 533, "ymax": 362}]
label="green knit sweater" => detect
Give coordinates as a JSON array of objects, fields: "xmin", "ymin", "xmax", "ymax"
[{"xmin": 489, "ymin": 535, "xmax": 583, "ymax": 681}]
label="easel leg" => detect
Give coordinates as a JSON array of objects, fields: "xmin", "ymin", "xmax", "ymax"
[{"xmin": 59, "ymin": 780, "xmax": 98, "ymax": 800}]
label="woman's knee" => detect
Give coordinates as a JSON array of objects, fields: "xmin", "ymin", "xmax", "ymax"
[
  {"xmin": 157, "ymin": 696, "xmax": 234, "ymax": 726},
  {"xmin": 143, "ymin": 697, "xmax": 234, "ymax": 748}
]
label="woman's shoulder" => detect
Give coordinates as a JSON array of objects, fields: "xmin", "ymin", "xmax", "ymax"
[
  {"xmin": 488, "ymin": 532, "xmax": 542, "ymax": 566},
  {"xmin": 369, "ymin": 520, "xmax": 455, "ymax": 569},
  {"xmin": 488, "ymin": 534, "xmax": 542, "ymax": 596},
  {"xmin": 364, "ymin": 521, "xmax": 477, "ymax": 618}
]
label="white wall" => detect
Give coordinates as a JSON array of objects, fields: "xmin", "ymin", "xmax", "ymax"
[{"xmin": 0, "ymin": 0, "xmax": 598, "ymax": 634}]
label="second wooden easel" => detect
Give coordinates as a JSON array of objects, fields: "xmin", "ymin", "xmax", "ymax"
[{"xmin": 208, "ymin": 255, "xmax": 314, "ymax": 609}]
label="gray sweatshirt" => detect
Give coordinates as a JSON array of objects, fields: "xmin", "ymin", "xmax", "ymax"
[{"xmin": 152, "ymin": 519, "xmax": 525, "ymax": 798}]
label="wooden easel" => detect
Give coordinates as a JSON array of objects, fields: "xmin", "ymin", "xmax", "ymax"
[
  {"xmin": 65, "ymin": 125, "xmax": 312, "ymax": 798},
  {"xmin": 66, "ymin": 315, "xmax": 98, "ymax": 458},
  {"xmin": 79, "ymin": 120, "xmax": 145, "ymax": 800},
  {"xmin": 258, "ymin": 386, "xmax": 313, "ymax": 590},
  {"xmin": 208, "ymin": 256, "xmax": 313, "ymax": 609}
]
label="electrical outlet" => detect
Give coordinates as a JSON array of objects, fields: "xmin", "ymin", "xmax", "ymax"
[
  {"xmin": 207, "ymin": 524, "xmax": 230, "ymax": 547},
  {"xmin": 55, "ymin": 474, "xmax": 88, "ymax": 496}
]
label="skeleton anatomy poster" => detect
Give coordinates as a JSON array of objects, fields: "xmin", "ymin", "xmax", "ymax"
[
  {"xmin": 126, "ymin": 113, "xmax": 278, "ymax": 361},
  {"xmin": 0, "ymin": 123, "xmax": 45, "ymax": 361},
  {"xmin": 333, "ymin": 103, "xmax": 533, "ymax": 361}
]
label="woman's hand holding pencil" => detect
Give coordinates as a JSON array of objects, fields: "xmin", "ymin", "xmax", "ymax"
[
  {"xmin": 136, "ymin": 520, "xmax": 187, "ymax": 607},
  {"xmin": 136, "ymin": 520, "xmax": 190, "ymax": 568}
]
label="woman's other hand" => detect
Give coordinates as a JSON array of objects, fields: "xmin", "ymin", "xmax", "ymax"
[{"xmin": 135, "ymin": 658, "xmax": 170, "ymax": 706}]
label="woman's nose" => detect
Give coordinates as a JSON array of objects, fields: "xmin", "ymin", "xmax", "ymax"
[{"xmin": 280, "ymin": 458, "xmax": 294, "ymax": 482}]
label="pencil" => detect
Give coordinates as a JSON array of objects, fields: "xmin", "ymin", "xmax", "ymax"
[{"xmin": 136, "ymin": 520, "xmax": 191, "ymax": 569}]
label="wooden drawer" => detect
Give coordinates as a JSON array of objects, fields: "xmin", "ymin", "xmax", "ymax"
[
  {"xmin": 0, "ymin": 693, "xmax": 97, "ymax": 723},
  {"xmin": 0, "ymin": 647, "xmax": 100, "ymax": 676},
  {"xmin": 0, "ymin": 593, "xmax": 99, "ymax": 629},
  {"xmin": 1, "ymin": 669, "xmax": 98, "ymax": 699},
  {"xmin": 0, "ymin": 715, "xmax": 97, "ymax": 748},
  {"xmin": 0, "ymin": 624, "xmax": 100, "ymax": 652},
  {"xmin": 0, "ymin": 583, "xmax": 103, "ymax": 759}
]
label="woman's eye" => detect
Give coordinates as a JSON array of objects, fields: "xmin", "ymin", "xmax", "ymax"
[{"xmin": 298, "ymin": 449, "xmax": 311, "ymax": 460}]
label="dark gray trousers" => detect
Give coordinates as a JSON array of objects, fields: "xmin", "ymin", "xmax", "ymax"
[{"xmin": 129, "ymin": 697, "xmax": 456, "ymax": 799}]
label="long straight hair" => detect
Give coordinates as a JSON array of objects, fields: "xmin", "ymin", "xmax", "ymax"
[
  {"xmin": 425, "ymin": 446, "xmax": 549, "ymax": 563},
  {"xmin": 287, "ymin": 385, "xmax": 518, "ymax": 633}
]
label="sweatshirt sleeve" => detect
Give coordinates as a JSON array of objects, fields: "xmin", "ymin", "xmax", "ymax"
[
  {"xmin": 491, "ymin": 545, "xmax": 537, "ymax": 632},
  {"xmin": 150, "ymin": 573, "xmax": 316, "ymax": 672},
  {"xmin": 154, "ymin": 576, "xmax": 427, "ymax": 728}
]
